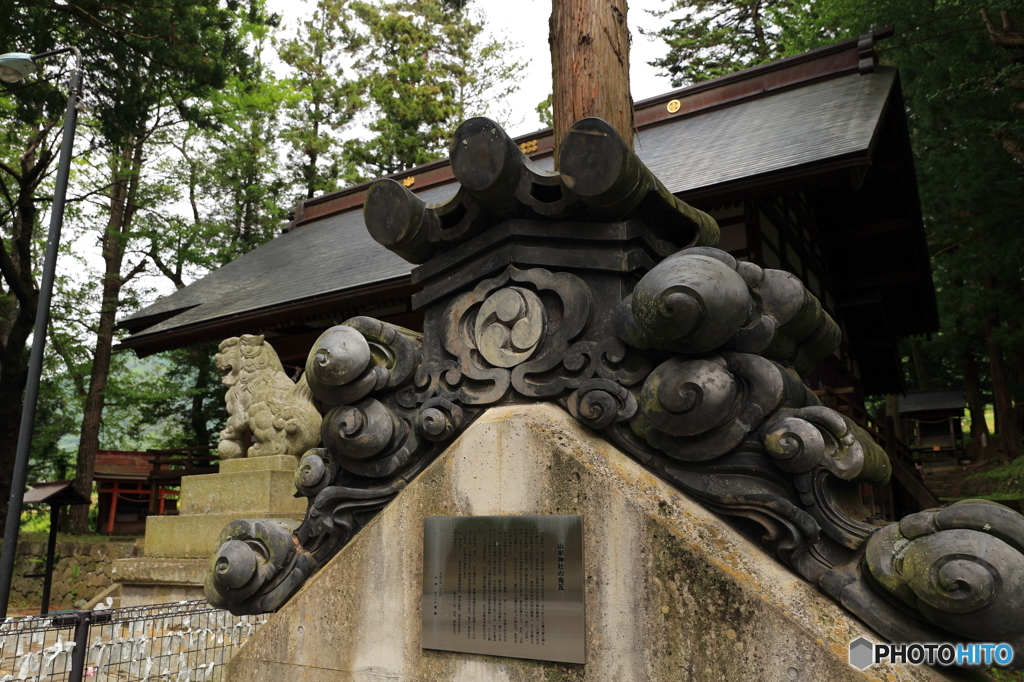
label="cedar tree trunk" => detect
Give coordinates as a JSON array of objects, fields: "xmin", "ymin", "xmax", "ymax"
[
  {"xmin": 549, "ymin": 0, "xmax": 633, "ymax": 164},
  {"xmin": 981, "ymin": 274, "xmax": 1018, "ymax": 462},
  {"xmin": 68, "ymin": 137, "xmax": 148, "ymax": 533},
  {"xmin": 987, "ymin": 329, "xmax": 1018, "ymax": 462}
]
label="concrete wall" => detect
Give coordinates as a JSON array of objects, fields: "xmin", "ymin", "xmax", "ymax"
[
  {"xmin": 2, "ymin": 537, "xmax": 140, "ymax": 611},
  {"xmin": 228, "ymin": 403, "xmax": 972, "ymax": 682}
]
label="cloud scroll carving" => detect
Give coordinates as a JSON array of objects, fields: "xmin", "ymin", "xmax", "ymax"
[{"xmin": 203, "ymin": 117, "xmax": 1024, "ymax": 668}]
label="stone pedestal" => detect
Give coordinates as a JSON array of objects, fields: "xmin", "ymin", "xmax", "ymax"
[
  {"xmin": 226, "ymin": 404, "xmax": 976, "ymax": 681},
  {"xmin": 110, "ymin": 557, "xmax": 209, "ymax": 606},
  {"xmin": 145, "ymin": 454, "xmax": 305, "ymax": 559},
  {"xmin": 113, "ymin": 455, "xmax": 305, "ymax": 607}
]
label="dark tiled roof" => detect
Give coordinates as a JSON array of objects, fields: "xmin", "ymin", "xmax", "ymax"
[
  {"xmin": 120, "ymin": 184, "xmax": 461, "ymax": 333},
  {"xmin": 638, "ymin": 69, "xmax": 894, "ymax": 195},
  {"xmin": 123, "ymin": 210, "xmax": 406, "ymax": 334},
  {"xmin": 120, "ymin": 67, "xmax": 897, "ymax": 345}
]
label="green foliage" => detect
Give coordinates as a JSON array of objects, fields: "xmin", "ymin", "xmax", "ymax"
[
  {"xmin": 147, "ymin": 39, "xmax": 291, "ymax": 273},
  {"xmin": 536, "ymin": 95, "xmax": 553, "ymax": 128},
  {"xmin": 278, "ymin": 0, "xmax": 364, "ymax": 198},
  {"xmin": 108, "ymin": 345, "xmax": 227, "ymax": 449},
  {"xmin": 19, "ymin": 508, "xmax": 51, "ymax": 534},
  {"xmin": 959, "ymin": 456, "xmax": 1024, "ymax": 501},
  {"xmin": 275, "ymin": 0, "xmax": 525, "ymax": 190},
  {"xmin": 0, "ymin": 0, "xmax": 527, "ymax": 523},
  {"xmin": 19, "ymin": 335, "xmax": 226, "ymax": 474},
  {"xmin": 345, "ymin": 0, "xmax": 526, "ymax": 176},
  {"xmin": 784, "ymin": 0, "xmax": 1024, "ymax": 427},
  {"xmin": 647, "ymin": 0, "xmax": 798, "ymax": 86},
  {"xmin": 74, "ymin": 0, "xmax": 255, "ymax": 144},
  {"xmin": 28, "ymin": 375, "xmax": 79, "ymax": 479}
]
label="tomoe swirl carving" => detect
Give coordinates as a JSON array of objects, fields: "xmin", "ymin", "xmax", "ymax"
[{"xmin": 202, "ymin": 116, "xmax": 1024, "ymax": 666}]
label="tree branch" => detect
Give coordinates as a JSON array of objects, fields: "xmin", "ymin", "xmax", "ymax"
[
  {"xmin": 122, "ymin": 257, "xmax": 150, "ymax": 285},
  {"xmin": 994, "ymin": 127, "xmax": 1024, "ymax": 165},
  {"xmin": 932, "ymin": 233, "xmax": 977, "ymax": 258},
  {"xmin": 0, "ymin": 160, "xmax": 22, "ymax": 183},
  {"xmin": 0, "ymin": 236, "xmax": 36, "ymax": 311},
  {"xmin": 32, "ymin": 184, "xmax": 115, "ymax": 206},
  {"xmin": 982, "ymin": 8, "xmax": 1024, "ymax": 55},
  {"xmin": 65, "ymin": 3, "xmax": 161, "ymax": 40},
  {"xmin": 147, "ymin": 243, "xmax": 186, "ymax": 289}
]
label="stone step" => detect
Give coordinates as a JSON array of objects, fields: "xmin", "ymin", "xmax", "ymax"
[
  {"xmin": 111, "ymin": 557, "xmax": 210, "ymax": 607},
  {"xmin": 143, "ymin": 512, "xmax": 304, "ymax": 559},
  {"xmin": 923, "ymin": 466, "xmax": 960, "ymax": 474},
  {"xmin": 177, "ymin": 467, "xmax": 306, "ymax": 516}
]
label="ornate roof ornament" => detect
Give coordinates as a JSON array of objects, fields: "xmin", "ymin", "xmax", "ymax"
[{"xmin": 205, "ymin": 118, "xmax": 1024, "ymax": 663}]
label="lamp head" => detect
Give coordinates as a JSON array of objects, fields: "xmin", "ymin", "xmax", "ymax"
[{"xmin": 0, "ymin": 53, "xmax": 38, "ymax": 83}]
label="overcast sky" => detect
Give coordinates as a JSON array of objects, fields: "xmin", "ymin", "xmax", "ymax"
[{"xmin": 264, "ymin": 0, "xmax": 679, "ymax": 138}]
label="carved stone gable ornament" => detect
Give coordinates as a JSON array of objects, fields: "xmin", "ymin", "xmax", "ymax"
[{"xmin": 206, "ymin": 118, "xmax": 1024, "ymax": 666}]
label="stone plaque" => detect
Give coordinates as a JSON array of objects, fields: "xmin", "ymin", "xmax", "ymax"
[{"xmin": 422, "ymin": 515, "xmax": 585, "ymax": 664}]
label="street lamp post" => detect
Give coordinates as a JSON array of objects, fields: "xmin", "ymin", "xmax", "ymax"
[{"xmin": 0, "ymin": 47, "xmax": 83, "ymax": 620}]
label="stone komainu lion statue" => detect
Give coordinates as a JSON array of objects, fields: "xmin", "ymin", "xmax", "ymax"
[{"xmin": 216, "ymin": 335, "xmax": 322, "ymax": 459}]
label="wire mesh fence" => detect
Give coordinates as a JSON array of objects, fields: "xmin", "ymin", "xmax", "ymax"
[
  {"xmin": 0, "ymin": 613, "xmax": 77, "ymax": 682},
  {"xmin": 0, "ymin": 600, "xmax": 267, "ymax": 682}
]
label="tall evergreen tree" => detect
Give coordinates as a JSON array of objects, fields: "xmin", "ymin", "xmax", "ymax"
[
  {"xmin": 0, "ymin": 50, "xmax": 75, "ymax": 531},
  {"xmin": 147, "ymin": 26, "xmax": 289, "ymax": 276},
  {"xmin": 346, "ymin": 0, "xmax": 525, "ymax": 176},
  {"xmin": 647, "ymin": 0, "xmax": 796, "ymax": 86},
  {"xmin": 1, "ymin": 0, "xmax": 273, "ymax": 532},
  {"xmin": 278, "ymin": 0, "xmax": 365, "ymax": 199},
  {"xmin": 980, "ymin": 9, "xmax": 1023, "ymax": 166}
]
